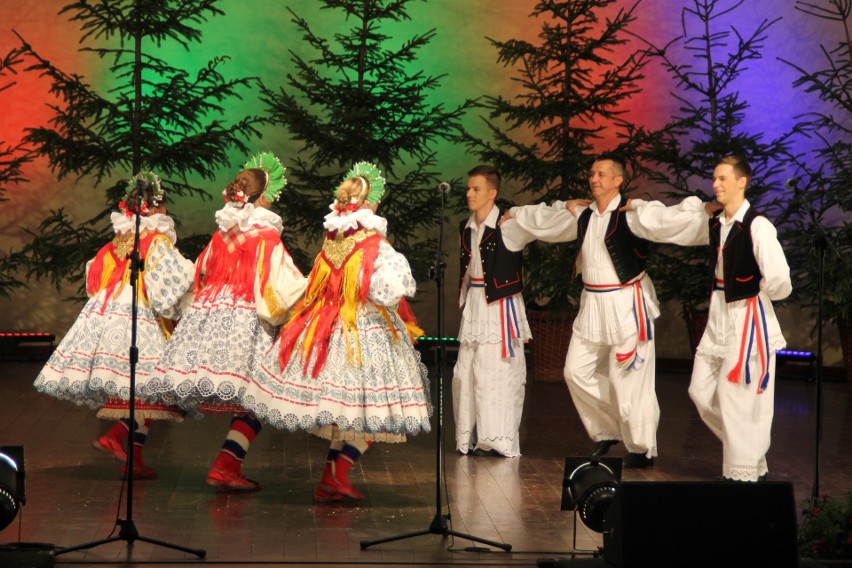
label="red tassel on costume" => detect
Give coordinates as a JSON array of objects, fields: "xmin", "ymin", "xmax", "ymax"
[
  {"xmin": 277, "ymin": 231, "xmax": 383, "ymax": 378},
  {"xmin": 396, "ymin": 298, "xmax": 419, "ymax": 329},
  {"xmin": 87, "ymin": 233, "xmax": 158, "ymax": 310},
  {"xmin": 195, "ymin": 227, "xmax": 279, "ymax": 302},
  {"xmin": 357, "ymin": 239, "xmax": 380, "ymax": 303}
]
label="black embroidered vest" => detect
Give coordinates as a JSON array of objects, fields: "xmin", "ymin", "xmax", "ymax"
[
  {"xmin": 459, "ymin": 211, "xmax": 523, "ymax": 304},
  {"xmin": 709, "ymin": 207, "xmax": 762, "ymax": 302},
  {"xmin": 577, "ymin": 205, "xmax": 650, "ymax": 284}
]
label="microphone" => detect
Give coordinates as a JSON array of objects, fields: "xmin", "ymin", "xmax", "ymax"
[{"xmin": 438, "ymin": 182, "xmax": 451, "ymax": 193}]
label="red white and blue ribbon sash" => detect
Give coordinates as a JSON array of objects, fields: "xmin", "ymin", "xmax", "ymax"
[
  {"xmin": 470, "ymin": 277, "xmax": 521, "ymax": 359},
  {"xmin": 727, "ymin": 295, "xmax": 771, "ymax": 394},
  {"xmin": 500, "ymin": 296, "xmax": 521, "ymax": 359},
  {"xmin": 585, "ymin": 276, "xmax": 653, "ymax": 371}
]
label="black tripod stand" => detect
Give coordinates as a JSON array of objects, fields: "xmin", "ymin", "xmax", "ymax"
[
  {"xmin": 56, "ymin": 195, "xmax": 206, "ymax": 559},
  {"xmin": 803, "ymin": 213, "xmax": 846, "ymax": 505},
  {"xmin": 360, "ymin": 183, "xmax": 511, "ymax": 552},
  {"xmin": 790, "ymin": 179, "xmax": 847, "ymax": 505}
]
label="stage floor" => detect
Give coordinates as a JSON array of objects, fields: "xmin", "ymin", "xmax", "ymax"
[{"xmin": 0, "ymin": 358, "xmax": 849, "ymax": 567}]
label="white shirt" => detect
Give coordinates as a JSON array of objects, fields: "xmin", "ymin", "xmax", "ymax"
[
  {"xmin": 458, "ymin": 204, "xmax": 532, "ymax": 345},
  {"xmin": 510, "ymin": 194, "xmax": 699, "ymax": 345},
  {"xmin": 630, "ymin": 197, "xmax": 791, "ymax": 356}
]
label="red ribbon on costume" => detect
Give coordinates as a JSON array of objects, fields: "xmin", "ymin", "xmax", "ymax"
[
  {"xmin": 585, "ymin": 277, "xmax": 653, "ymax": 371},
  {"xmin": 194, "ymin": 226, "xmax": 280, "ymax": 303},
  {"xmin": 726, "ymin": 296, "xmax": 771, "ymax": 394},
  {"xmin": 86, "ymin": 232, "xmax": 159, "ymax": 313},
  {"xmin": 500, "ymin": 296, "xmax": 521, "ymax": 359}
]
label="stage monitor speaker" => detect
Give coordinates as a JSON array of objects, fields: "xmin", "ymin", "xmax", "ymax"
[
  {"xmin": 0, "ymin": 543, "xmax": 55, "ymax": 568},
  {"xmin": 602, "ymin": 481, "xmax": 797, "ymax": 568}
]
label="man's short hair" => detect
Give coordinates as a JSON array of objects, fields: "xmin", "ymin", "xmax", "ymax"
[
  {"xmin": 717, "ymin": 155, "xmax": 753, "ymax": 185},
  {"xmin": 467, "ymin": 165, "xmax": 501, "ymax": 193},
  {"xmin": 593, "ymin": 152, "xmax": 627, "ymax": 178}
]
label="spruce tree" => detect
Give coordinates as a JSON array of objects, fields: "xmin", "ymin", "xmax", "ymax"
[
  {"xmin": 0, "ymin": 47, "xmax": 31, "ymax": 298},
  {"xmin": 258, "ymin": 0, "xmax": 468, "ymax": 279},
  {"xmin": 637, "ymin": 0, "xmax": 792, "ymax": 326},
  {"xmin": 779, "ymin": 0, "xmax": 852, "ymax": 329},
  {"xmin": 464, "ymin": 0, "xmax": 650, "ymax": 312},
  {"xmin": 11, "ymin": 0, "xmax": 261, "ymax": 291}
]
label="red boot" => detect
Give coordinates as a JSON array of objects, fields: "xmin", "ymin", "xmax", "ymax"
[
  {"xmin": 206, "ymin": 453, "xmax": 260, "ymax": 493},
  {"xmin": 329, "ymin": 457, "xmax": 365, "ymax": 501},
  {"xmin": 313, "ymin": 463, "xmax": 343, "ymax": 502},
  {"xmin": 121, "ymin": 462, "xmax": 158, "ymax": 480},
  {"xmin": 121, "ymin": 444, "xmax": 157, "ymax": 480},
  {"xmin": 93, "ymin": 421, "xmax": 130, "ymax": 462},
  {"xmin": 206, "ymin": 468, "xmax": 260, "ymax": 492},
  {"xmin": 93, "ymin": 435, "xmax": 128, "ymax": 462}
]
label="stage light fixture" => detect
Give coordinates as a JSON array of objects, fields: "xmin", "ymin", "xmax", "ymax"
[
  {"xmin": 0, "ymin": 446, "xmax": 25, "ymax": 532},
  {"xmin": 561, "ymin": 456, "xmax": 621, "ymax": 533}
]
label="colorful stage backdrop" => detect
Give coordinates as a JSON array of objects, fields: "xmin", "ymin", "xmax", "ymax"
[{"xmin": 0, "ymin": 0, "xmax": 845, "ymax": 364}]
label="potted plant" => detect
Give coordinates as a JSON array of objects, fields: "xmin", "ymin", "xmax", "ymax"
[
  {"xmin": 464, "ymin": 0, "xmax": 650, "ymax": 380},
  {"xmin": 798, "ymin": 491, "xmax": 852, "ymax": 562}
]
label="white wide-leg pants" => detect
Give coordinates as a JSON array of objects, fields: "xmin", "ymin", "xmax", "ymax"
[
  {"xmin": 563, "ymin": 333, "xmax": 659, "ymax": 457},
  {"xmin": 452, "ymin": 340, "xmax": 526, "ymax": 457},
  {"xmin": 688, "ymin": 351, "xmax": 775, "ymax": 481}
]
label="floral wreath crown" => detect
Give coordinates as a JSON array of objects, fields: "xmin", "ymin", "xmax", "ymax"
[
  {"xmin": 334, "ymin": 162, "xmax": 385, "ymax": 214},
  {"xmin": 224, "ymin": 151, "xmax": 287, "ymax": 205},
  {"xmin": 119, "ymin": 171, "xmax": 164, "ymax": 216}
]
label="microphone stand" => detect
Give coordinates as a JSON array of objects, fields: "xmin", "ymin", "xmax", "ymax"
[
  {"xmin": 795, "ymin": 184, "xmax": 847, "ymax": 505},
  {"xmin": 57, "ymin": 196, "xmax": 206, "ymax": 559},
  {"xmin": 360, "ymin": 185, "xmax": 511, "ymax": 552}
]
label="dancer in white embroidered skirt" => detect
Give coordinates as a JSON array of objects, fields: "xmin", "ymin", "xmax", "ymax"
[
  {"xmin": 34, "ymin": 172, "xmax": 194, "ymax": 479},
  {"xmin": 140, "ymin": 152, "xmax": 307, "ymax": 492},
  {"xmin": 246, "ymin": 162, "xmax": 432, "ymax": 502}
]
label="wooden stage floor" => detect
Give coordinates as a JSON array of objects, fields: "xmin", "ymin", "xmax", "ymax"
[{"xmin": 0, "ymin": 357, "xmax": 849, "ymax": 567}]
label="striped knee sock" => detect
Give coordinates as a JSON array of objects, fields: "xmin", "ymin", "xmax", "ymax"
[{"xmin": 212, "ymin": 415, "xmax": 262, "ymax": 475}]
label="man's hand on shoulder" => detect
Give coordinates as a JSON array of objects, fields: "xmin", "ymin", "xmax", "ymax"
[
  {"xmin": 705, "ymin": 201, "xmax": 723, "ymax": 217},
  {"xmin": 498, "ymin": 210, "xmax": 513, "ymax": 226},
  {"xmin": 565, "ymin": 199, "xmax": 591, "ymax": 217}
]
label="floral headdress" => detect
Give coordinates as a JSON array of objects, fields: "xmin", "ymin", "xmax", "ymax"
[
  {"xmin": 334, "ymin": 162, "xmax": 385, "ymax": 214},
  {"xmin": 118, "ymin": 171, "xmax": 164, "ymax": 216},
  {"xmin": 224, "ymin": 151, "xmax": 287, "ymax": 205}
]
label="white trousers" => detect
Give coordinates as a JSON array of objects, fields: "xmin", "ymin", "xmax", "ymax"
[
  {"xmin": 563, "ymin": 333, "xmax": 659, "ymax": 457},
  {"xmin": 688, "ymin": 352, "xmax": 775, "ymax": 481},
  {"xmin": 452, "ymin": 340, "xmax": 526, "ymax": 457}
]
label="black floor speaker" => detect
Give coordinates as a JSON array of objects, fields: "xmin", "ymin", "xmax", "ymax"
[
  {"xmin": 602, "ymin": 481, "xmax": 798, "ymax": 568},
  {"xmin": 0, "ymin": 543, "xmax": 56, "ymax": 568}
]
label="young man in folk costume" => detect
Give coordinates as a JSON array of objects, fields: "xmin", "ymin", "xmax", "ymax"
[
  {"xmin": 139, "ymin": 152, "xmax": 307, "ymax": 492},
  {"xmin": 246, "ymin": 162, "xmax": 432, "ymax": 502},
  {"xmin": 34, "ymin": 172, "xmax": 194, "ymax": 479},
  {"xmin": 453, "ymin": 165, "xmax": 534, "ymax": 458},
  {"xmin": 624, "ymin": 155, "xmax": 791, "ymax": 481},
  {"xmin": 505, "ymin": 153, "xmax": 707, "ymax": 468}
]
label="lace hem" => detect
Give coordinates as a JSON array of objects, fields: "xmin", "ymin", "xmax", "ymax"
[{"xmin": 723, "ymin": 461, "xmax": 768, "ymax": 482}]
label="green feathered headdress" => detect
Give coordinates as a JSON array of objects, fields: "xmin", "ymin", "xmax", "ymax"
[
  {"xmin": 242, "ymin": 151, "xmax": 287, "ymax": 203},
  {"xmin": 119, "ymin": 171, "xmax": 164, "ymax": 215},
  {"xmin": 345, "ymin": 161, "xmax": 385, "ymax": 205}
]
